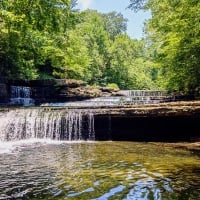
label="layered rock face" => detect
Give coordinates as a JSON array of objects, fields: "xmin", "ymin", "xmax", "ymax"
[{"xmin": 0, "ymin": 78, "xmax": 121, "ymax": 105}]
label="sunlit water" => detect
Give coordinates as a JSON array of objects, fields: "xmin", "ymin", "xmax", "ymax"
[{"xmin": 0, "ymin": 140, "xmax": 200, "ymax": 200}]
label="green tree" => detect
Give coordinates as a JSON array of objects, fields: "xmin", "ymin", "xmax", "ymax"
[
  {"xmin": 77, "ymin": 10, "xmax": 111, "ymax": 85},
  {"xmin": 0, "ymin": 0, "xmax": 75, "ymax": 79},
  {"xmin": 47, "ymin": 30, "xmax": 91, "ymax": 80},
  {"xmin": 145, "ymin": 0, "xmax": 200, "ymax": 92},
  {"xmin": 101, "ymin": 12, "xmax": 128, "ymax": 40},
  {"xmin": 108, "ymin": 34, "xmax": 155, "ymax": 89},
  {"xmin": 128, "ymin": 0, "xmax": 147, "ymax": 11}
]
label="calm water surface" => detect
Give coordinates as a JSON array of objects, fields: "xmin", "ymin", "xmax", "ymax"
[{"xmin": 0, "ymin": 140, "xmax": 200, "ymax": 200}]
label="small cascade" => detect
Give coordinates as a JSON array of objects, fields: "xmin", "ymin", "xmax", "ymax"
[
  {"xmin": 88, "ymin": 112, "xmax": 95, "ymax": 140},
  {"xmin": 42, "ymin": 90, "xmax": 169, "ymax": 107},
  {"xmin": 10, "ymin": 86, "xmax": 35, "ymax": 106},
  {"xmin": 0, "ymin": 109, "xmax": 95, "ymax": 142},
  {"xmin": 119, "ymin": 90, "xmax": 168, "ymax": 105},
  {"xmin": 120, "ymin": 90, "xmax": 168, "ymax": 97}
]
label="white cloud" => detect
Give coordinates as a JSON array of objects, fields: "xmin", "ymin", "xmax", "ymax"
[{"xmin": 78, "ymin": 0, "xmax": 93, "ymax": 10}]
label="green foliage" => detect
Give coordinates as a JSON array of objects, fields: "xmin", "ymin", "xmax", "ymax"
[
  {"xmin": 77, "ymin": 10, "xmax": 111, "ymax": 85},
  {"xmin": 50, "ymin": 30, "xmax": 91, "ymax": 80},
  {"xmin": 128, "ymin": 0, "xmax": 200, "ymax": 93},
  {"xmin": 145, "ymin": 0, "xmax": 200, "ymax": 92},
  {"xmin": 0, "ymin": 0, "xmax": 72, "ymax": 79},
  {"xmin": 101, "ymin": 12, "xmax": 128, "ymax": 40},
  {"xmin": 0, "ymin": 0, "xmax": 159, "ymax": 90},
  {"xmin": 106, "ymin": 83, "xmax": 119, "ymax": 90},
  {"xmin": 107, "ymin": 34, "xmax": 155, "ymax": 89},
  {"xmin": 128, "ymin": 0, "xmax": 147, "ymax": 11}
]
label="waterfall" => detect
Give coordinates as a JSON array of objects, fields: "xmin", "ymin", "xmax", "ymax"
[
  {"xmin": 0, "ymin": 108, "xmax": 95, "ymax": 142},
  {"xmin": 42, "ymin": 90, "xmax": 169, "ymax": 107},
  {"xmin": 10, "ymin": 86, "xmax": 35, "ymax": 106},
  {"xmin": 120, "ymin": 90, "xmax": 167, "ymax": 97},
  {"xmin": 119, "ymin": 90, "xmax": 168, "ymax": 105}
]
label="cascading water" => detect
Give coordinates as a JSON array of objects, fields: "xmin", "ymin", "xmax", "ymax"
[
  {"xmin": 43, "ymin": 90, "xmax": 169, "ymax": 107},
  {"xmin": 10, "ymin": 86, "xmax": 35, "ymax": 106},
  {"xmin": 120, "ymin": 90, "xmax": 167, "ymax": 97},
  {"xmin": 0, "ymin": 108, "xmax": 95, "ymax": 141},
  {"xmin": 119, "ymin": 90, "xmax": 168, "ymax": 105}
]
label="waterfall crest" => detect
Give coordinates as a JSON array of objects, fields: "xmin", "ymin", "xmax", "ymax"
[
  {"xmin": 0, "ymin": 109, "xmax": 95, "ymax": 141},
  {"xmin": 43, "ymin": 90, "xmax": 168, "ymax": 107}
]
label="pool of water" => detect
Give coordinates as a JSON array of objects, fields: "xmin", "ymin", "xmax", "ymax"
[{"xmin": 0, "ymin": 140, "xmax": 200, "ymax": 199}]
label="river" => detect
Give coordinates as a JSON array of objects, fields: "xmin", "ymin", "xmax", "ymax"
[{"xmin": 0, "ymin": 140, "xmax": 199, "ymax": 199}]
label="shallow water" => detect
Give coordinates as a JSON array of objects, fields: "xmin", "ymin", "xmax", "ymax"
[{"xmin": 0, "ymin": 140, "xmax": 200, "ymax": 199}]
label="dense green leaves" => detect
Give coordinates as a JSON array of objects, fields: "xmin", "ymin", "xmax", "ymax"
[
  {"xmin": 128, "ymin": 0, "xmax": 147, "ymax": 11},
  {"xmin": 131, "ymin": 0, "xmax": 200, "ymax": 92},
  {"xmin": 77, "ymin": 10, "xmax": 110, "ymax": 84},
  {"xmin": 50, "ymin": 30, "xmax": 91, "ymax": 80},
  {"xmin": 0, "ymin": 0, "xmax": 159, "ymax": 90},
  {"xmin": 101, "ymin": 12, "xmax": 128, "ymax": 40},
  {"xmin": 0, "ymin": 0, "xmax": 72, "ymax": 79}
]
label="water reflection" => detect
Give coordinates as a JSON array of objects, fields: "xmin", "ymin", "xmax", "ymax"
[{"xmin": 0, "ymin": 141, "xmax": 199, "ymax": 199}]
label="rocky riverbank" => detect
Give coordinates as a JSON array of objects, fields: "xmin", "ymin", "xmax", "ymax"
[
  {"xmin": 1, "ymin": 100, "xmax": 200, "ymax": 117},
  {"xmin": 0, "ymin": 78, "xmax": 122, "ymax": 105},
  {"xmin": 0, "ymin": 100, "xmax": 199, "ymax": 142},
  {"xmin": 55, "ymin": 100, "xmax": 200, "ymax": 117},
  {"xmin": 109, "ymin": 100, "xmax": 200, "ymax": 116}
]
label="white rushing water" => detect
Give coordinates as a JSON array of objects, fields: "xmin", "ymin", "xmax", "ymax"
[
  {"xmin": 42, "ymin": 90, "xmax": 168, "ymax": 107},
  {"xmin": 0, "ymin": 108, "xmax": 95, "ymax": 142},
  {"xmin": 10, "ymin": 86, "xmax": 35, "ymax": 106},
  {"xmin": 0, "ymin": 139, "xmax": 95, "ymax": 154},
  {"xmin": 120, "ymin": 90, "xmax": 168, "ymax": 97}
]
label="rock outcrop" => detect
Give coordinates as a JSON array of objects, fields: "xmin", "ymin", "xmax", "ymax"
[
  {"xmin": 0, "ymin": 100, "xmax": 199, "ymax": 142},
  {"xmin": 0, "ymin": 78, "xmax": 122, "ymax": 105},
  {"xmin": 89, "ymin": 101, "xmax": 200, "ymax": 117}
]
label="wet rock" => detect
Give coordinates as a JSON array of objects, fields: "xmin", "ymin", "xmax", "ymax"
[
  {"xmin": 0, "ymin": 78, "xmax": 120, "ymax": 105},
  {"xmin": 91, "ymin": 101, "xmax": 200, "ymax": 117},
  {"xmin": 54, "ymin": 79, "xmax": 84, "ymax": 88},
  {"xmin": 0, "ymin": 83, "xmax": 8, "ymax": 103}
]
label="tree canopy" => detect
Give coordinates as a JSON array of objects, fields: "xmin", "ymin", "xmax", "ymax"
[
  {"xmin": 129, "ymin": 0, "xmax": 200, "ymax": 93},
  {"xmin": 0, "ymin": 0, "xmax": 199, "ymax": 93}
]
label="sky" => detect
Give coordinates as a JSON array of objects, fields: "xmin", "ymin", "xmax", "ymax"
[{"xmin": 76, "ymin": 0, "xmax": 151, "ymax": 39}]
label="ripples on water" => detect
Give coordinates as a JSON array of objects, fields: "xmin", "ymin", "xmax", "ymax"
[{"xmin": 0, "ymin": 140, "xmax": 200, "ymax": 199}]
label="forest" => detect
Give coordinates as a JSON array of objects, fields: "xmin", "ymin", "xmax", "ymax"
[{"xmin": 0, "ymin": 0, "xmax": 199, "ymax": 93}]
